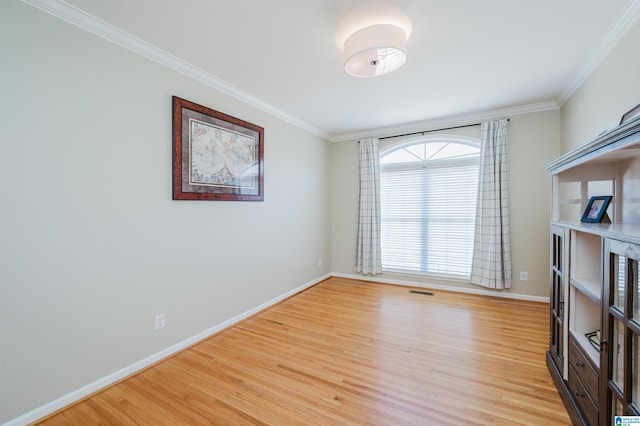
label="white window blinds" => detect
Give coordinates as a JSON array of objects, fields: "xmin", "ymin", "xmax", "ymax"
[{"xmin": 380, "ymin": 140, "xmax": 479, "ymax": 277}]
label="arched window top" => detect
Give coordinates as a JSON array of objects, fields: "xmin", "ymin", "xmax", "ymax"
[{"xmin": 380, "ymin": 135, "xmax": 480, "ymax": 165}]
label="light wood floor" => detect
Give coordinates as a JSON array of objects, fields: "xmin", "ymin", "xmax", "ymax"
[{"xmin": 36, "ymin": 277, "xmax": 570, "ymax": 425}]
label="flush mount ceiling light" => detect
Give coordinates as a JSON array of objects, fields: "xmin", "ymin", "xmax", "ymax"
[
  {"xmin": 344, "ymin": 23, "xmax": 408, "ymax": 77},
  {"xmin": 336, "ymin": 4, "xmax": 412, "ymax": 78}
]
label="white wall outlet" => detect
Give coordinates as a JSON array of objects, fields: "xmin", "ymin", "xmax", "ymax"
[
  {"xmin": 154, "ymin": 313, "xmax": 166, "ymax": 330},
  {"xmin": 317, "ymin": 258, "xmax": 323, "ymax": 267},
  {"xmin": 520, "ymin": 271, "xmax": 528, "ymax": 281}
]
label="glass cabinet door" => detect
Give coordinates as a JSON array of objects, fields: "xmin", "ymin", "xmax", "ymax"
[
  {"xmin": 604, "ymin": 238, "xmax": 640, "ymax": 421},
  {"xmin": 550, "ymin": 226, "xmax": 567, "ymax": 373}
]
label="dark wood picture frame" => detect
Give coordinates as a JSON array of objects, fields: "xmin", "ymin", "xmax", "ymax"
[
  {"xmin": 620, "ymin": 103, "xmax": 640, "ymax": 125},
  {"xmin": 172, "ymin": 96, "xmax": 264, "ymax": 201},
  {"xmin": 581, "ymin": 196, "xmax": 612, "ymax": 223}
]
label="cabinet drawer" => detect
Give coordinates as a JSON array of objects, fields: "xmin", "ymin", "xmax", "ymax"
[
  {"xmin": 568, "ymin": 364, "xmax": 599, "ymax": 426},
  {"xmin": 568, "ymin": 335, "xmax": 599, "ymax": 404}
]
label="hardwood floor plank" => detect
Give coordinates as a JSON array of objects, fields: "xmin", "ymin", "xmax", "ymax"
[{"xmin": 35, "ymin": 277, "xmax": 570, "ymax": 425}]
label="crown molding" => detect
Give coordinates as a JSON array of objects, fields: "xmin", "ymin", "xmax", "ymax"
[
  {"xmin": 18, "ymin": 0, "xmax": 637, "ymax": 144},
  {"xmin": 558, "ymin": 0, "xmax": 640, "ymax": 105},
  {"xmin": 329, "ymin": 101, "xmax": 560, "ymax": 143},
  {"xmin": 18, "ymin": 0, "xmax": 331, "ymax": 141}
]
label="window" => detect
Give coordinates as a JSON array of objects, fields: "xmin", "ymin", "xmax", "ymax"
[{"xmin": 380, "ymin": 136, "xmax": 480, "ymax": 277}]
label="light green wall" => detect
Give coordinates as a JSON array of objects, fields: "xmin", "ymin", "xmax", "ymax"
[
  {"xmin": 0, "ymin": 1, "xmax": 330, "ymax": 422},
  {"xmin": 561, "ymin": 22, "xmax": 640, "ymax": 153},
  {"xmin": 330, "ymin": 111, "xmax": 561, "ymax": 299}
]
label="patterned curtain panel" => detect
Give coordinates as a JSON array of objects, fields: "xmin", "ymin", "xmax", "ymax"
[
  {"xmin": 470, "ymin": 119, "xmax": 512, "ymax": 289},
  {"xmin": 354, "ymin": 138, "xmax": 382, "ymax": 275}
]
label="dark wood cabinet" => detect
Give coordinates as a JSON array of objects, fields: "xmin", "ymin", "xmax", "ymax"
[{"xmin": 546, "ymin": 117, "xmax": 640, "ymax": 425}]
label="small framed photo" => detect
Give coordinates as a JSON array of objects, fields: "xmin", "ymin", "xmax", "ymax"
[
  {"xmin": 172, "ymin": 96, "xmax": 264, "ymax": 201},
  {"xmin": 620, "ymin": 103, "xmax": 640, "ymax": 125},
  {"xmin": 581, "ymin": 196, "xmax": 612, "ymax": 223}
]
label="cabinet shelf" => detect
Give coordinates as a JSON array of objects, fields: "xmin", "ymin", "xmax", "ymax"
[
  {"xmin": 569, "ymin": 277, "xmax": 601, "ymax": 304},
  {"xmin": 569, "ymin": 230, "xmax": 602, "ymax": 303},
  {"xmin": 569, "ymin": 286, "xmax": 601, "ymax": 369},
  {"xmin": 552, "ymin": 220, "xmax": 640, "ymax": 245}
]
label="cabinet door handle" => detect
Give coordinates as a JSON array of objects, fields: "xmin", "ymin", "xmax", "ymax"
[
  {"xmin": 575, "ymin": 391, "xmax": 584, "ymax": 398},
  {"xmin": 575, "ymin": 361, "xmax": 584, "ymax": 367}
]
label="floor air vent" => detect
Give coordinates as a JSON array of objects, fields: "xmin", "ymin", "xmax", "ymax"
[{"xmin": 409, "ymin": 290, "xmax": 435, "ymax": 296}]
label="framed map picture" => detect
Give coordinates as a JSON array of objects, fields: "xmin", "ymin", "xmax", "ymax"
[{"xmin": 172, "ymin": 96, "xmax": 264, "ymax": 201}]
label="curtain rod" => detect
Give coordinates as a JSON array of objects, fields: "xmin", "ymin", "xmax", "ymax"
[
  {"xmin": 379, "ymin": 123, "xmax": 480, "ymax": 140},
  {"xmin": 376, "ymin": 119, "xmax": 510, "ymax": 141}
]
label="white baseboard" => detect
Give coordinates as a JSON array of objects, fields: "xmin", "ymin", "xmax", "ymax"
[
  {"xmin": 3, "ymin": 273, "xmax": 331, "ymax": 426},
  {"xmin": 4, "ymin": 271, "xmax": 546, "ymax": 425},
  {"xmin": 331, "ymin": 272, "xmax": 550, "ymax": 303}
]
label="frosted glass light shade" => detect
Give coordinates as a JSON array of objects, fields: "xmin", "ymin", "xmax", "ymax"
[{"xmin": 344, "ymin": 24, "xmax": 407, "ymax": 77}]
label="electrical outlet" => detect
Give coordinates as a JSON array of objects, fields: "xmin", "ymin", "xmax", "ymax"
[
  {"xmin": 155, "ymin": 313, "xmax": 166, "ymax": 330},
  {"xmin": 317, "ymin": 258, "xmax": 323, "ymax": 267},
  {"xmin": 520, "ymin": 271, "xmax": 528, "ymax": 281}
]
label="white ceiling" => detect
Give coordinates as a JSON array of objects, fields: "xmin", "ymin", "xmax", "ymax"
[{"xmin": 28, "ymin": 0, "xmax": 640, "ymax": 141}]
